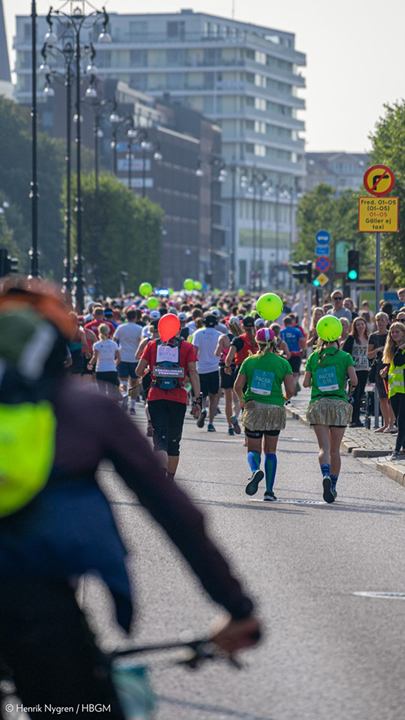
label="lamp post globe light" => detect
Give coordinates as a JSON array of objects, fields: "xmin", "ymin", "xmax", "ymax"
[{"xmin": 42, "ymin": 2, "xmax": 110, "ymax": 310}]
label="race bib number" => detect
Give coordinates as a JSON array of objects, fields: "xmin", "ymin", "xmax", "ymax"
[
  {"xmin": 156, "ymin": 345, "xmax": 179, "ymax": 363},
  {"xmin": 316, "ymin": 366, "xmax": 339, "ymax": 392},
  {"xmin": 251, "ymin": 369, "xmax": 275, "ymax": 396}
]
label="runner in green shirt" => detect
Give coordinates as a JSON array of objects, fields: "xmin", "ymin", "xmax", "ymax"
[
  {"xmin": 234, "ymin": 328, "xmax": 294, "ymax": 501},
  {"xmin": 303, "ymin": 317, "xmax": 357, "ymax": 504}
]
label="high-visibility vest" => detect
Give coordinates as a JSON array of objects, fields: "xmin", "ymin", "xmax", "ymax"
[{"xmin": 388, "ymin": 349, "xmax": 405, "ymax": 398}]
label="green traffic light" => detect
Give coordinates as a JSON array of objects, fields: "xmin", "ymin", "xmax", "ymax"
[
  {"xmin": 348, "ymin": 270, "xmax": 358, "ymax": 280},
  {"xmin": 313, "ymin": 279, "xmax": 320, "ymax": 287}
]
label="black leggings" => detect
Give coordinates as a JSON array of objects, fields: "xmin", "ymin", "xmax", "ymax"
[
  {"xmin": 351, "ymin": 370, "xmax": 368, "ymax": 424},
  {"xmin": 148, "ymin": 399, "xmax": 187, "ymax": 456},
  {"xmin": 391, "ymin": 393, "xmax": 405, "ymax": 452},
  {"xmin": 0, "ymin": 579, "xmax": 124, "ymax": 719}
]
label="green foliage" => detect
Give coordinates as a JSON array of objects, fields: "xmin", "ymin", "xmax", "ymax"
[
  {"xmin": 72, "ymin": 173, "xmax": 164, "ymax": 296},
  {"xmin": 294, "ymin": 184, "xmax": 374, "ymax": 279},
  {"xmin": 0, "ymin": 97, "xmax": 65, "ymax": 278},
  {"xmin": 369, "ymin": 101, "xmax": 405, "ymax": 285}
]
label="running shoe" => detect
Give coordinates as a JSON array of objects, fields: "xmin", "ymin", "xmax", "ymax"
[
  {"xmin": 146, "ymin": 422, "xmax": 153, "ymax": 437},
  {"xmin": 207, "ymin": 423, "xmax": 216, "ymax": 432},
  {"xmin": 245, "ymin": 470, "xmax": 264, "ymax": 496},
  {"xmin": 121, "ymin": 396, "xmax": 128, "ymax": 411},
  {"xmin": 263, "ymin": 491, "xmax": 277, "ymax": 501},
  {"xmin": 196, "ymin": 409, "xmax": 207, "ymax": 428},
  {"xmin": 230, "ymin": 414, "xmax": 241, "ymax": 435},
  {"xmin": 227, "ymin": 427, "xmax": 235, "ymax": 436},
  {"xmin": 322, "ymin": 476, "xmax": 335, "ymax": 504},
  {"xmin": 215, "ymin": 407, "xmax": 222, "ymax": 415},
  {"xmin": 387, "ymin": 451, "xmax": 405, "ymax": 462},
  {"xmin": 129, "ymin": 407, "xmax": 136, "ymax": 415}
]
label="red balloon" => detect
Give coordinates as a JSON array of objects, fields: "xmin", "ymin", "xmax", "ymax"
[{"xmin": 158, "ymin": 314, "xmax": 180, "ymax": 343}]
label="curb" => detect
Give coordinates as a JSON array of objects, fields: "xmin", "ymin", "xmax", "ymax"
[{"xmin": 286, "ymin": 405, "xmax": 405, "ymax": 488}]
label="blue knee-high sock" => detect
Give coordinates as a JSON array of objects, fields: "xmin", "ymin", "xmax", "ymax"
[
  {"xmin": 247, "ymin": 451, "xmax": 261, "ymax": 473},
  {"xmin": 321, "ymin": 463, "xmax": 331, "ymax": 478},
  {"xmin": 330, "ymin": 474, "xmax": 338, "ymax": 489},
  {"xmin": 264, "ymin": 454, "xmax": 277, "ymax": 492}
]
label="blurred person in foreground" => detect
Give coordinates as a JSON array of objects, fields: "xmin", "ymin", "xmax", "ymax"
[{"xmin": 0, "ymin": 278, "xmax": 261, "ymax": 718}]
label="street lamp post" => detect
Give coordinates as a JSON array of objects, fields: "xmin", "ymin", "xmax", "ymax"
[
  {"xmin": 30, "ymin": 0, "xmax": 40, "ymax": 277},
  {"xmin": 229, "ymin": 162, "xmax": 237, "ymax": 291},
  {"xmin": 44, "ymin": 3, "xmax": 111, "ymax": 310},
  {"xmin": 209, "ymin": 157, "xmax": 226, "ymax": 289}
]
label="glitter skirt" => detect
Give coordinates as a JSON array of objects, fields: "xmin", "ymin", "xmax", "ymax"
[
  {"xmin": 306, "ymin": 398, "xmax": 352, "ymax": 426},
  {"xmin": 242, "ymin": 401, "xmax": 286, "ymax": 432}
]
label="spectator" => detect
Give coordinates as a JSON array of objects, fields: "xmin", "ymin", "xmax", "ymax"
[
  {"xmin": 359, "ymin": 310, "xmax": 373, "ymax": 334},
  {"xmin": 339, "ymin": 317, "xmax": 351, "ymax": 343},
  {"xmin": 280, "ymin": 316, "xmax": 306, "ymax": 394},
  {"xmin": 343, "ymin": 298, "xmax": 358, "ymax": 319},
  {"xmin": 361, "ymin": 300, "xmax": 375, "ymax": 327},
  {"xmin": 307, "ymin": 307, "xmax": 324, "ymax": 349},
  {"xmin": 343, "ymin": 317, "xmax": 369, "ymax": 427},
  {"xmin": 327, "ymin": 291, "xmax": 352, "ymax": 322},
  {"xmin": 322, "ymin": 303, "xmax": 333, "ymax": 314},
  {"xmin": 397, "ymin": 288, "xmax": 405, "ymax": 305},
  {"xmin": 367, "ymin": 312, "xmax": 396, "ymax": 433}
]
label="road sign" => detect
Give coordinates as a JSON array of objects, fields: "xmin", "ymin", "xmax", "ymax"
[
  {"xmin": 316, "ymin": 245, "xmax": 330, "ymax": 256},
  {"xmin": 315, "ymin": 257, "xmax": 331, "ymax": 273},
  {"xmin": 363, "ymin": 165, "xmax": 395, "ymax": 196},
  {"xmin": 358, "ymin": 197, "xmax": 399, "ymax": 233},
  {"xmin": 315, "ymin": 230, "xmax": 331, "ymax": 245},
  {"xmin": 315, "ymin": 273, "xmax": 329, "ymax": 286}
]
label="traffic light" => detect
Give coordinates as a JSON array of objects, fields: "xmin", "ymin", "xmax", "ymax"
[
  {"xmin": 0, "ymin": 248, "xmax": 18, "ymax": 277},
  {"xmin": 313, "ymin": 277, "xmax": 320, "ymax": 287},
  {"xmin": 347, "ymin": 250, "xmax": 360, "ymax": 282},
  {"xmin": 291, "ymin": 260, "xmax": 312, "ymax": 284}
]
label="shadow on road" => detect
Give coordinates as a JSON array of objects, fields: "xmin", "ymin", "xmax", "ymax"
[{"xmin": 157, "ymin": 694, "xmax": 273, "ymax": 720}]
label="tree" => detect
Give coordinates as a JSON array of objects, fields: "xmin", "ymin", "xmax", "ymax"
[
  {"xmin": 74, "ymin": 173, "xmax": 164, "ymax": 296},
  {"xmin": 369, "ymin": 101, "xmax": 405, "ymax": 285},
  {"xmin": 294, "ymin": 184, "xmax": 374, "ymax": 280},
  {"xmin": 0, "ymin": 97, "xmax": 66, "ymax": 278}
]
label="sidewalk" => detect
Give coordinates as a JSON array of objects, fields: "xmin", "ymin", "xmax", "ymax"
[{"xmin": 286, "ymin": 384, "xmax": 405, "ymax": 487}]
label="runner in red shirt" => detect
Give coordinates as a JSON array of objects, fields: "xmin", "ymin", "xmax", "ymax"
[
  {"xmin": 85, "ymin": 307, "xmax": 115, "ymax": 338},
  {"xmin": 136, "ymin": 327, "xmax": 201, "ymax": 480}
]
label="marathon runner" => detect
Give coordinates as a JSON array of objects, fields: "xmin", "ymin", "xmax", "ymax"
[
  {"xmin": 303, "ymin": 317, "xmax": 357, "ymax": 503},
  {"xmin": 193, "ymin": 314, "xmax": 222, "ymax": 432},
  {"xmin": 113, "ymin": 309, "xmax": 143, "ymax": 413},
  {"xmin": 215, "ymin": 316, "xmax": 243, "ymax": 436},
  {"xmin": 234, "ymin": 328, "xmax": 294, "ymax": 500}
]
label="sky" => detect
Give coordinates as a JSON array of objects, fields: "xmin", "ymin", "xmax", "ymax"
[{"xmin": 4, "ymin": 0, "xmax": 405, "ymax": 153}]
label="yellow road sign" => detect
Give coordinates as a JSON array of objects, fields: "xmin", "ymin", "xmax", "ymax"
[
  {"xmin": 316, "ymin": 273, "xmax": 329, "ymax": 286},
  {"xmin": 358, "ymin": 197, "xmax": 399, "ymax": 233}
]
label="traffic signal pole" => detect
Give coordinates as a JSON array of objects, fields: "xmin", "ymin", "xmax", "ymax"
[{"xmin": 374, "ymin": 232, "xmax": 381, "ymax": 429}]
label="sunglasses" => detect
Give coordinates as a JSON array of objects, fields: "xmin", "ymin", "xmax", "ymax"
[{"xmin": 334, "ymin": 297, "xmax": 343, "ymax": 300}]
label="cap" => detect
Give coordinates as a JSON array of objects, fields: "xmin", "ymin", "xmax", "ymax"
[
  {"xmin": 178, "ymin": 312, "xmax": 187, "ymax": 321},
  {"xmin": 242, "ymin": 316, "xmax": 255, "ymax": 328},
  {"xmin": 149, "ymin": 310, "xmax": 160, "ymax": 320},
  {"xmin": 256, "ymin": 327, "xmax": 275, "ymax": 343},
  {"xmin": 204, "ymin": 314, "xmax": 217, "ymax": 328},
  {"xmin": 210, "ymin": 308, "xmax": 221, "ymax": 318},
  {"xmin": 255, "ymin": 318, "xmax": 265, "ymax": 328},
  {"xmin": 228, "ymin": 316, "xmax": 240, "ymax": 325}
]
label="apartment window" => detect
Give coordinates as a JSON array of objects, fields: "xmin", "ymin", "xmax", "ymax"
[
  {"xmin": 246, "ymin": 73, "xmax": 255, "ymax": 84},
  {"xmin": 254, "ymin": 121, "xmax": 265, "ymax": 134},
  {"xmin": 246, "ymin": 49, "xmax": 255, "ymax": 60},
  {"xmin": 246, "ymin": 96, "xmax": 254, "ymax": 106},
  {"xmin": 255, "ymin": 74, "xmax": 265, "ymax": 87},
  {"xmin": 254, "ymin": 144, "xmax": 266, "ymax": 157},
  {"xmin": 167, "ymin": 21, "xmax": 185, "ymax": 39},
  {"xmin": 255, "ymin": 51, "xmax": 266, "ymax": 64},
  {"xmin": 167, "ymin": 72, "xmax": 186, "ymax": 90},
  {"xmin": 130, "ymin": 74, "xmax": 147, "ymax": 90},
  {"xmin": 239, "ymin": 260, "xmax": 247, "ymax": 285},
  {"xmin": 97, "ymin": 51, "xmax": 111, "ymax": 68},
  {"xmin": 130, "ymin": 50, "xmax": 147, "ymax": 67},
  {"xmin": 204, "ymin": 72, "xmax": 214, "ymax": 89},
  {"xmin": 246, "ymin": 143, "xmax": 254, "ymax": 154},
  {"xmin": 204, "ymin": 22, "xmax": 211, "ymax": 37},
  {"xmin": 255, "ymin": 97, "xmax": 266, "ymax": 111},
  {"xmin": 167, "ymin": 49, "xmax": 185, "ymax": 65},
  {"xmin": 246, "ymin": 120, "xmax": 254, "ymax": 131},
  {"xmin": 129, "ymin": 21, "xmax": 147, "ymax": 39},
  {"xmin": 213, "ymin": 23, "xmax": 220, "ymax": 37},
  {"xmin": 203, "ymin": 48, "xmax": 221, "ymax": 65},
  {"xmin": 203, "ymin": 97, "xmax": 214, "ymax": 112},
  {"xmin": 23, "ymin": 23, "xmax": 31, "ymax": 41}
]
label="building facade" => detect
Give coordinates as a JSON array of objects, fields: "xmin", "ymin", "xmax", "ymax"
[
  {"xmin": 14, "ymin": 9, "xmax": 306, "ymax": 288},
  {"xmin": 305, "ymin": 152, "xmax": 370, "ymax": 194}
]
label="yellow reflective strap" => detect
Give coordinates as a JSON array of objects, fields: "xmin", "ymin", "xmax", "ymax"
[{"xmin": 0, "ymin": 401, "xmax": 56, "ymax": 517}]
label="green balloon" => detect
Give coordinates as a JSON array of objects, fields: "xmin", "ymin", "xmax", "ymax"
[
  {"xmin": 256, "ymin": 293, "xmax": 283, "ymax": 321},
  {"xmin": 146, "ymin": 297, "xmax": 159, "ymax": 310},
  {"xmin": 214, "ymin": 288, "xmax": 220, "ymax": 295},
  {"xmin": 238, "ymin": 289, "xmax": 245, "ymax": 296},
  {"xmin": 139, "ymin": 282, "xmax": 152, "ymax": 297},
  {"xmin": 168, "ymin": 288, "xmax": 173, "ymax": 296},
  {"xmin": 316, "ymin": 316, "xmax": 342, "ymax": 342},
  {"xmin": 184, "ymin": 279, "xmax": 195, "ymax": 291},
  {"xmin": 194, "ymin": 281, "xmax": 202, "ymax": 291}
]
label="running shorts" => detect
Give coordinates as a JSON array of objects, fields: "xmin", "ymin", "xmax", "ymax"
[
  {"xmin": 199, "ymin": 370, "xmax": 220, "ymax": 397},
  {"xmin": 148, "ymin": 400, "xmax": 187, "ymax": 456}
]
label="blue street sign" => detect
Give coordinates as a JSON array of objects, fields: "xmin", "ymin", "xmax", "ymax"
[
  {"xmin": 316, "ymin": 246, "xmax": 330, "ymax": 256},
  {"xmin": 316, "ymin": 230, "xmax": 331, "ymax": 245}
]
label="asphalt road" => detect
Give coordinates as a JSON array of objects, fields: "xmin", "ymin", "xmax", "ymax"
[{"xmin": 84, "ymin": 402, "xmax": 405, "ymax": 720}]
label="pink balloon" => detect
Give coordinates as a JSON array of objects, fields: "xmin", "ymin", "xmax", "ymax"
[{"xmin": 158, "ymin": 314, "xmax": 180, "ymax": 343}]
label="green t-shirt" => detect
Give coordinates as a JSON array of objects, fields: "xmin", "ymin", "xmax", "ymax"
[
  {"xmin": 240, "ymin": 352, "xmax": 292, "ymax": 406},
  {"xmin": 305, "ymin": 348, "xmax": 355, "ymax": 403}
]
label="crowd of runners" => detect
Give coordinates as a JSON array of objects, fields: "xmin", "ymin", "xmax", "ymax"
[{"xmin": 65, "ymin": 284, "xmax": 405, "ymax": 505}]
